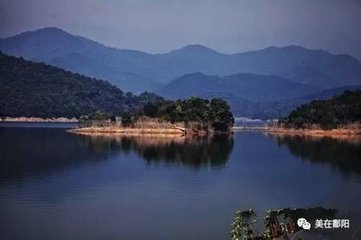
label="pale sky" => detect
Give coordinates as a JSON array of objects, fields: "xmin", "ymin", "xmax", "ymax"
[{"xmin": 1, "ymin": 0, "xmax": 361, "ymax": 59}]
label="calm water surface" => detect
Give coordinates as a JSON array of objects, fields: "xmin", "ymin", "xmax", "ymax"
[{"xmin": 0, "ymin": 123, "xmax": 361, "ymax": 240}]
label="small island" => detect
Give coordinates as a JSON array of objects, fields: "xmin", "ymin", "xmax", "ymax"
[
  {"xmin": 69, "ymin": 97, "xmax": 235, "ymax": 137},
  {"xmin": 265, "ymin": 90, "xmax": 361, "ymax": 139}
]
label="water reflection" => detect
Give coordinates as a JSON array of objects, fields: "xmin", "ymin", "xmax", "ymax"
[
  {"xmin": 273, "ymin": 134, "xmax": 361, "ymax": 176},
  {"xmin": 0, "ymin": 127, "xmax": 118, "ymax": 182},
  {"xmin": 1, "ymin": 128, "xmax": 361, "ymax": 240},
  {"xmin": 0, "ymin": 127, "xmax": 234, "ymax": 183},
  {"xmin": 76, "ymin": 134, "xmax": 234, "ymax": 169}
]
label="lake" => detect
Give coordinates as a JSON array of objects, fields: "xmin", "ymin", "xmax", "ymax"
[{"xmin": 0, "ymin": 123, "xmax": 361, "ymax": 240}]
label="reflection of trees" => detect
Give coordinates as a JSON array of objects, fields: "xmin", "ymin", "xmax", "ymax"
[
  {"xmin": 79, "ymin": 134, "xmax": 234, "ymax": 169},
  {"xmin": 136, "ymin": 135, "xmax": 233, "ymax": 168},
  {"xmin": 275, "ymin": 135, "xmax": 361, "ymax": 175},
  {"xmin": 0, "ymin": 128, "xmax": 116, "ymax": 182}
]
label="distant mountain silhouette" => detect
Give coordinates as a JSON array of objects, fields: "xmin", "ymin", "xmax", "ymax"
[
  {"xmin": 253, "ymin": 85, "xmax": 361, "ymax": 119},
  {"xmin": 1, "ymin": 27, "xmax": 361, "ymax": 93},
  {"xmin": 170, "ymin": 44, "xmax": 221, "ymax": 54},
  {"xmin": 2, "ymin": 27, "xmax": 361, "ymax": 118},
  {"xmin": 157, "ymin": 72, "xmax": 323, "ymax": 118},
  {"xmin": 158, "ymin": 72, "xmax": 361, "ymax": 118},
  {"xmin": 158, "ymin": 72, "xmax": 320, "ymax": 102}
]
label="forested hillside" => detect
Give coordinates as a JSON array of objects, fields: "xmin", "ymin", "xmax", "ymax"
[
  {"xmin": 280, "ymin": 90, "xmax": 361, "ymax": 129},
  {"xmin": 0, "ymin": 52, "xmax": 163, "ymax": 118}
]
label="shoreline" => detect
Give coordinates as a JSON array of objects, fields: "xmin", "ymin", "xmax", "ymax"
[
  {"xmin": 233, "ymin": 126, "xmax": 361, "ymax": 140},
  {"xmin": 0, "ymin": 117, "xmax": 78, "ymax": 123},
  {"xmin": 265, "ymin": 126, "xmax": 361, "ymax": 138},
  {"xmin": 68, "ymin": 126, "xmax": 186, "ymax": 137},
  {"xmin": 3, "ymin": 118, "xmax": 360, "ymax": 140}
]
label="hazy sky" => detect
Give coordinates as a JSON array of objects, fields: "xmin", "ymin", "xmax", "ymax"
[{"xmin": 1, "ymin": 0, "xmax": 361, "ymax": 59}]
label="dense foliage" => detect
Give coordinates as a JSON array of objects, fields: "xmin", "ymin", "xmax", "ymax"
[
  {"xmin": 230, "ymin": 207, "xmax": 336, "ymax": 240},
  {"xmin": 280, "ymin": 90, "xmax": 361, "ymax": 129},
  {"xmin": 0, "ymin": 52, "xmax": 163, "ymax": 118},
  {"xmin": 120, "ymin": 111, "xmax": 140, "ymax": 127},
  {"xmin": 141, "ymin": 97, "xmax": 234, "ymax": 132}
]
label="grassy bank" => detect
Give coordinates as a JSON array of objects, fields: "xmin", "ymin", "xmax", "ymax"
[
  {"xmin": 70, "ymin": 116, "xmax": 221, "ymax": 137},
  {"xmin": 232, "ymin": 124, "xmax": 361, "ymax": 141},
  {"xmin": 262, "ymin": 124, "xmax": 361, "ymax": 141},
  {"xmin": 0, "ymin": 117, "xmax": 78, "ymax": 122},
  {"xmin": 68, "ymin": 126, "xmax": 185, "ymax": 137}
]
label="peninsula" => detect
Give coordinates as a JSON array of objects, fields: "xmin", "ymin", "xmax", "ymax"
[
  {"xmin": 265, "ymin": 90, "xmax": 361, "ymax": 139},
  {"xmin": 69, "ymin": 97, "xmax": 235, "ymax": 137}
]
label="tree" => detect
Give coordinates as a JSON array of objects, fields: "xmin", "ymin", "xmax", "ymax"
[
  {"xmin": 121, "ymin": 111, "xmax": 138, "ymax": 127},
  {"xmin": 93, "ymin": 111, "xmax": 109, "ymax": 121},
  {"xmin": 209, "ymin": 98, "xmax": 234, "ymax": 132},
  {"xmin": 79, "ymin": 114, "xmax": 90, "ymax": 122},
  {"xmin": 143, "ymin": 103, "xmax": 159, "ymax": 118},
  {"xmin": 182, "ymin": 97, "xmax": 209, "ymax": 123}
]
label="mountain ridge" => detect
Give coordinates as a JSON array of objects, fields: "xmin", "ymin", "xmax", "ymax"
[
  {"xmin": 2, "ymin": 27, "xmax": 361, "ymax": 93},
  {"xmin": 2, "ymin": 27, "xmax": 361, "ymax": 119},
  {"xmin": 158, "ymin": 72, "xmax": 314, "ymax": 117},
  {"xmin": 158, "ymin": 72, "xmax": 361, "ymax": 118},
  {"xmin": 1, "ymin": 28, "xmax": 355, "ymax": 58}
]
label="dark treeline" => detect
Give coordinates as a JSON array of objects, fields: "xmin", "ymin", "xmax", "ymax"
[
  {"xmin": 141, "ymin": 97, "xmax": 234, "ymax": 132},
  {"xmin": 279, "ymin": 90, "xmax": 361, "ymax": 129}
]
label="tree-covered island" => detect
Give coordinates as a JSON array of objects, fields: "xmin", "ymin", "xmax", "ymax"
[{"xmin": 73, "ymin": 97, "xmax": 235, "ymax": 136}]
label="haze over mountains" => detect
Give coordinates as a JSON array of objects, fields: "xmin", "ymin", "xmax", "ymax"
[
  {"xmin": 1, "ymin": 27, "xmax": 361, "ymax": 118},
  {"xmin": 159, "ymin": 72, "xmax": 321, "ymax": 102}
]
